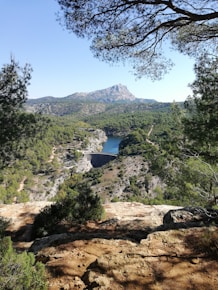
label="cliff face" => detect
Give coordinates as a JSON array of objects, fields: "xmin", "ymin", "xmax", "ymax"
[
  {"xmin": 64, "ymin": 84, "xmax": 136, "ymax": 102},
  {"xmin": 26, "ymin": 129, "xmax": 107, "ymax": 201},
  {"xmin": 23, "ymin": 129, "xmax": 164, "ymax": 203},
  {"xmin": 1, "ymin": 202, "xmax": 217, "ymax": 290},
  {"xmin": 25, "ymin": 84, "xmax": 137, "ymax": 116}
]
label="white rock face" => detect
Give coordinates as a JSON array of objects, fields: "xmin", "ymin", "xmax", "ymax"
[
  {"xmin": 104, "ymin": 202, "xmax": 181, "ymax": 225},
  {"xmin": 26, "ymin": 129, "xmax": 107, "ymax": 201},
  {"xmin": 75, "ymin": 129, "xmax": 107, "ymax": 173},
  {"xmin": 82, "ymin": 129, "xmax": 107, "ymax": 154},
  {"xmin": 74, "ymin": 155, "xmax": 93, "ymax": 173}
]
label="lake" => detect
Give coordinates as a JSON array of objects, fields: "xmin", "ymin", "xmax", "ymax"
[{"xmin": 102, "ymin": 136, "xmax": 122, "ymax": 154}]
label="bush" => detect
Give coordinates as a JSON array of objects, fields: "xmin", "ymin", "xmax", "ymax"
[
  {"xmin": 0, "ymin": 217, "xmax": 10, "ymax": 238},
  {"xmin": 33, "ymin": 188, "xmax": 104, "ymax": 238},
  {"xmin": 0, "ymin": 236, "xmax": 47, "ymax": 290},
  {"xmin": 111, "ymin": 196, "xmax": 120, "ymax": 202}
]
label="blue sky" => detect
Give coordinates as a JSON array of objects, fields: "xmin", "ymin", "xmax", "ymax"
[{"xmin": 0, "ymin": 0, "xmax": 196, "ymax": 102}]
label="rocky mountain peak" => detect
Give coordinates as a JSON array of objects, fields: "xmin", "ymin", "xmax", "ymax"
[
  {"xmin": 106, "ymin": 83, "xmax": 135, "ymax": 100},
  {"xmin": 66, "ymin": 83, "xmax": 136, "ymax": 102}
]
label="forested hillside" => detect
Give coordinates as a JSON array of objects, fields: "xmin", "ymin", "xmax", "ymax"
[
  {"xmin": 1, "ymin": 57, "xmax": 217, "ymax": 209},
  {"xmin": 25, "ymin": 89, "xmax": 169, "ymax": 118}
]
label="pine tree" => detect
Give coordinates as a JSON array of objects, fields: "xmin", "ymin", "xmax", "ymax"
[{"xmin": 183, "ymin": 54, "xmax": 218, "ymax": 161}]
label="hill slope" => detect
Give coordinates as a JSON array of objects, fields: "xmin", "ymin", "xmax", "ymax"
[
  {"xmin": 65, "ymin": 83, "xmax": 136, "ymax": 102},
  {"xmin": 25, "ymin": 84, "xmax": 158, "ymax": 116}
]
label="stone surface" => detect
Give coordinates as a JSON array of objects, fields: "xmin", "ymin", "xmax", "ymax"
[
  {"xmin": 0, "ymin": 202, "xmax": 218, "ymax": 290},
  {"xmin": 163, "ymin": 207, "xmax": 218, "ymax": 226}
]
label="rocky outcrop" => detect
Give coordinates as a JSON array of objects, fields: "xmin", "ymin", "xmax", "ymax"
[
  {"xmin": 1, "ymin": 202, "xmax": 217, "ymax": 289},
  {"xmin": 94, "ymin": 84, "xmax": 135, "ymax": 102},
  {"xmin": 81, "ymin": 129, "xmax": 107, "ymax": 154},
  {"xmin": 91, "ymin": 155, "xmax": 165, "ymax": 202},
  {"xmin": 25, "ymin": 84, "xmax": 137, "ymax": 116},
  {"xmin": 74, "ymin": 129, "xmax": 108, "ymax": 173},
  {"xmin": 26, "ymin": 129, "xmax": 107, "ymax": 200},
  {"xmin": 15, "ymin": 129, "xmax": 165, "ymax": 203},
  {"xmin": 64, "ymin": 84, "xmax": 136, "ymax": 103},
  {"xmin": 29, "ymin": 203, "xmax": 182, "ymax": 253},
  {"xmin": 163, "ymin": 207, "xmax": 218, "ymax": 227},
  {"xmin": 80, "ymin": 227, "xmax": 218, "ymax": 290}
]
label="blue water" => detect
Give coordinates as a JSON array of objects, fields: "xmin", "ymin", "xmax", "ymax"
[{"xmin": 102, "ymin": 136, "xmax": 122, "ymax": 154}]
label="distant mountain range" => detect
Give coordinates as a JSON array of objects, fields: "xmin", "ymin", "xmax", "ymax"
[
  {"xmin": 25, "ymin": 84, "xmax": 173, "ymax": 117},
  {"xmin": 27, "ymin": 84, "xmax": 156, "ymax": 104}
]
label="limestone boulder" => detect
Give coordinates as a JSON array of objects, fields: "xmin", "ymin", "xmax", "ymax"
[{"xmin": 163, "ymin": 207, "xmax": 218, "ymax": 226}]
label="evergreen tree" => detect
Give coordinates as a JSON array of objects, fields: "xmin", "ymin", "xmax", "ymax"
[
  {"xmin": 183, "ymin": 54, "xmax": 218, "ymax": 160},
  {"xmin": 0, "ymin": 58, "xmax": 31, "ymax": 165},
  {"xmin": 0, "ymin": 58, "xmax": 50, "ymax": 168},
  {"xmin": 0, "ymin": 236, "xmax": 47, "ymax": 290},
  {"xmin": 57, "ymin": 0, "xmax": 218, "ymax": 79},
  {"xmin": 33, "ymin": 185, "xmax": 104, "ymax": 238}
]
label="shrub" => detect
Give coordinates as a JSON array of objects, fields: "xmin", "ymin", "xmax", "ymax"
[
  {"xmin": 0, "ymin": 236, "xmax": 47, "ymax": 290},
  {"xmin": 0, "ymin": 217, "xmax": 10, "ymax": 238},
  {"xmin": 33, "ymin": 187, "xmax": 104, "ymax": 238},
  {"xmin": 111, "ymin": 196, "xmax": 120, "ymax": 202}
]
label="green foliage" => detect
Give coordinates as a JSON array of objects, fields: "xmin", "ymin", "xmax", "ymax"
[
  {"xmin": 111, "ymin": 196, "xmax": 120, "ymax": 202},
  {"xmin": 0, "ymin": 217, "xmax": 10, "ymax": 238},
  {"xmin": 84, "ymin": 168, "xmax": 103, "ymax": 185},
  {"xmin": 0, "ymin": 236, "xmax": 47, "ymax": 290},
  {"xmin": 1, "ymin": 55, "xmax": 217, "ymax": 209},
  {"xmin": 33, "ymin": 185, "xmax": 104, "ymax": 238},
  {"xmin": 183, "ymin": 54, "xmax": 218, "ymax": 161},
  {"xmin": 0, "ymin": 114, "xmax": 93, "ymax": 203},
  {"xmin": 127, "ymin": 176, "xmax": 141, "ymax": 196},
  {"xmin": 84, "ymin": 107, "xmax": 171, "ymax": 137},
  {"xmin": 55, "ymin": 173, "xmax": 83, "ymax": 200},
  {"xmin": 0, "ymin": 58, "xmax": 35, "ymax": 166},
  {"xmin": 114, "ymin": 98, "xmax": 218, "ymax": 207},
  {"xmin": 0, "ymin": 59, "xmax": 52, "ymax": 169},
  {"xmin": 58, "ymin": 1, "xmax": 217, "ymax": 79}
]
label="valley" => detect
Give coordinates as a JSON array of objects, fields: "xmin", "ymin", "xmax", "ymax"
[{"xmin": 0, "ymin": 83, "xmax": 217, "ymax": 290}]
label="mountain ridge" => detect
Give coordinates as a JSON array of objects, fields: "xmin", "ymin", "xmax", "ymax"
[
  {"xmin": 24, "ymin": 84, "xmax": 168, "ymax": 116},
  {"xmin": 27, "ymin": 84, "xmax": 157, "ymax": 104}
]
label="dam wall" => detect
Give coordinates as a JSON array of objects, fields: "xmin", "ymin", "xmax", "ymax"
[{"xmin": 86, "ymin": 153, "xmax": 117, "ymax": 168}]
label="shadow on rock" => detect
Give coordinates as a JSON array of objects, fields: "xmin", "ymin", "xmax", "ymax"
[{"xmin": 155, "ymin": 207, "xmax": 218, "ymax": 232}]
